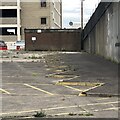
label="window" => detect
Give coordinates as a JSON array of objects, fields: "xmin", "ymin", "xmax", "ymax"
[
  {"xmin": 0, "ymin": 28, "xmax": 17, "ymax": 35},
  {"xmin": 41, "ymin": 18, "xmax": 47, "ymax": 24},
  {"xmin": 41, "ymin": 0, "xmax": 46, "ymax": 7},
  {"xmin": 0, "ymin": 9, "xmax": 17, "ymax": 17}
]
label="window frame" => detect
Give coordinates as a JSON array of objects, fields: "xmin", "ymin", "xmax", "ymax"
[
  {"xmin": 41, "ymin": 17, "xmax": 47, "ymax": 25},
  {"xmin": 40, "ymin": 0, "xmax": 47, "ymax": 7}
]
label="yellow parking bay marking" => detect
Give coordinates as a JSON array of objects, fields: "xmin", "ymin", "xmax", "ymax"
[
  {"xmin": 63, "ymin": 85, "xmax": 83, "ymax": 92},
  {"xmin": 24, "ymin": 84, "xmax": 54, "ymax": 95},
  {"xmin": 56, "ymin": 81, "xmax": 103, "ymax": 86},
  {"xmin": 0, "ymin": 88, "xmax": 10, "ymax": 94},
  {"xmin": 79, "ymin": 83, "xmax": 104, "ymax": 96},
  {"xmin": 84, "ymin": 83, "xmax": 104, "ymax": 92}
]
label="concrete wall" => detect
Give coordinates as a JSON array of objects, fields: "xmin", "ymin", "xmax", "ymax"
[
  {"xmin": 25, "ymin": 29, "xmax": 81, "ymax": 51},
  {"xmin": 83, "ymin": 2, "xmax": 120, "ymax": 63}
]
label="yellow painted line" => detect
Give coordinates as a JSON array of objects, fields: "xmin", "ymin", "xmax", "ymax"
[
  {"xmin": 24, "ymin": 84, "xmax": 54, "ymax": 95},
  {"xmin": 56, "ymin": 81, "xmax": 103, "ymax": 87},
  {"xmin": 63, "ymin": 85, "xmax": 83, "ymax": 92},
  {"xmin": 49, "ymin": 65, "xmax": 68, "ymax": 69},
  {"xmin": 54, "ymin": 76, "xmax": 80, "ymax": 82},
  {"xmin": 62, "ymin": 75, "xmax": 80, "ymax": 81},
  {"xmin": 0, "ymin": 88, "xmax": 10, "ymax": 94},
  {"xmin": 79, "ymin": 83, "xmax": 104, "ymax": 96},
  {"xmin": 55, "ymin": 70, "xmax": 63, "ymax": 72},
  {"xmin": 4, "ymin": 83, "xmax": 22, "ymax": 85},
  {"xmin": 51, "ymin": 75, "xmax": 67, "ymax": 79},
  {"xmin": 84, "ymin": 83, "xmax": 104, "ymax": 92}
]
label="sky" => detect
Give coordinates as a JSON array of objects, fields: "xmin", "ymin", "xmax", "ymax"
[{"xmin": 62, "ymin": 0, "xmax": 101, "ymax": 28}]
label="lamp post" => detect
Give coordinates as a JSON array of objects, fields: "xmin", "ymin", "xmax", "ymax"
[{"xmin": 81, "ymin": 0, "xmax": 84, "ymax": 29}]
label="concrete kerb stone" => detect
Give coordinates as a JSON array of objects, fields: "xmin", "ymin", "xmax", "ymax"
[{"xmin": 1, "ymin": 117, "xmax": 119, "ymax": 120}]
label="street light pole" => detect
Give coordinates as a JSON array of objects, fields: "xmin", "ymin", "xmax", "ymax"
[{"xmin": 81, "ymin": 0, "xmax": 84, "ymax": 29}]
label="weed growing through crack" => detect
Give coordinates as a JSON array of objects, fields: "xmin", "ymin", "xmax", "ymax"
[
  {"xmin": 68, "ymin": 112, "xmax": 77, "ymax": 116},
  {"xmin": 68, "ymin": 112, "xmax": 94, "ymax": 117},
  {"xmin": 33, "ymin": 110, "xmax": 46, "ymax": 117},
  {"xmin": 78, "ymin": 113, "xmax": 94, "ymax": 116}
]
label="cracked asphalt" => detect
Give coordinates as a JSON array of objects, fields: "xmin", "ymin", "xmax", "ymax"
[{"xmin": 0, "ymin": 51, "xmax": 119, "ymax": 119}]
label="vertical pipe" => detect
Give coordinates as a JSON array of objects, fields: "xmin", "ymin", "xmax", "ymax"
[
  {"xmin": 60, "ymin": 0, "xmax": 62, "ymax": 28},
  {"xmin": 17, "ymin": 0, "xmax": 21, "ymax": 41},
  {"xmin": 81, "ymin": 0, "xmax": 83, "ymax": 29}
]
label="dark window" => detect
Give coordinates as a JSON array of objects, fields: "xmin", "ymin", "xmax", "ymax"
[
  {"xmin": 0, "ymin": 28, "xmax": 17, "ymax": 35},
  {"xmin": 0, "ymin": 9, "xmax": 17, "ymax": 17},
  {"xmin": 41, "ymin": 0, "xmax": 46, "ymax": 7},
  {"xmin": 41, "ymin": 18, "xmax": 46, "ymax": 24}
]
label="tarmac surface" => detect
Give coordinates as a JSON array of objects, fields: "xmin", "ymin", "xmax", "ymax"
[{"xmin": 0, "ymin": 51, "xmax": 119, "ymax": 119}]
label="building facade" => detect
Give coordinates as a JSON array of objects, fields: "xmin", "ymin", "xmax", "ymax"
[{"xmin": 0, "ymin": 0, "xmax": 62, "ymax": 44}]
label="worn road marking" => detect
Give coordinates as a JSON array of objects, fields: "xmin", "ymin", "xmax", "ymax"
[
  {"xmin": 1, "ymin": 106, "xmax": 83, "ymax": 115},
  {"xmin": 1, "ymin": 101, "xmax": 119, "ymax": 115},
  {"xmin": 83, "ymin": 83, "xmax": 104, "ymax": 92},
  {"xmin": 53, "ymin": 75, "xmax": 80, "ymax": 83},
  {"xmin": 97, "ymin": 98, "xmax": 110, "ymax": 100},
  {"xmin": 56, "ymin": 81, "xmax": 102, "ymax": 86},
  {"xmin": 46, "ymin": 70, "xmax": 68, "ymax": 77},
  {"xmin": 86, "ymin": 101, "xmax": 119, "ymax": 106},
  {"xmin": 63, "ymin": 85, "xmax": 83, "ymax": 92},
  {"xmin": 24, "ymin": 84, "xmax": 54, "ymax": 95},
  {"xmin": 51, "ymin": 111, "xmax": 86, "ymax": 116},
  {"xmin": 0, "ymin": 88, "xmax": 10, "ymax": 94},
  {"xmin": 94, "ymin": 107, "xmax": 120, "ymax": 112},
  {"xmin": 79, "ymin": 83, "xmax": 104, "ymax": 96},
  {"xmin": 102, "ymin": 107, "xmax": 119, "ymax": 111},
  {"xmin": 4, "ymin": 83, "xmax": 53, "ymax": 86}
]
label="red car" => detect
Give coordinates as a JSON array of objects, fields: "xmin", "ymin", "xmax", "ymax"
[{"xmin": 0, "ymin": 40, "xmax": 7, "ymax": 50}]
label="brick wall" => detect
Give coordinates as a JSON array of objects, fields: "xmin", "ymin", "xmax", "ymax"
[{"xmin": 25, "ymin": 29, "xmax": 81, "ymax": 51}]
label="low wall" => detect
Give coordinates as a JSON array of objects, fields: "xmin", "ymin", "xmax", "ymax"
[{"xmin": 25, "ymin": 29, "xmax": 81, "ymax": 51}]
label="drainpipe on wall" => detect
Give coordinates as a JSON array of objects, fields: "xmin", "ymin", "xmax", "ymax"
[{"xmin": 17, "ymin": 0, "xmax": 21, "ymax": 41}]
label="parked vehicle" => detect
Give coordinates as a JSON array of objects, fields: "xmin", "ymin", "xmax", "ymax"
[
  {"xmin": 0, "ymin": 40, "xmax": 7, "ymax": 50},
  {"xmin": 15, "ymin": 40, "xmax": 25, "ymax": 50}
]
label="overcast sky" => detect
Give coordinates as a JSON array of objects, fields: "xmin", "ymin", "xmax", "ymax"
[{"xmin": 62, "ymin": 0, "xmax": 101, "ymax": 28}]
